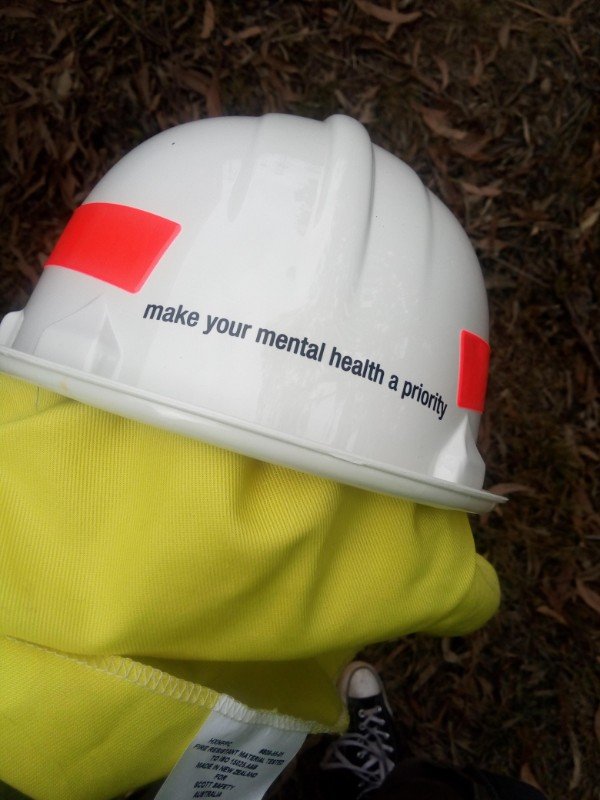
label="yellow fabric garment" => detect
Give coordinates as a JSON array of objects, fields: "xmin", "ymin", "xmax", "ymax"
[{"xmin": 0, "ymin": 374, "xmax": 500, "ymax": 799}]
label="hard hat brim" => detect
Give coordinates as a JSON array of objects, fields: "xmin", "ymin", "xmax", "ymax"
[{"xmin": 0, "ymin": 347, "xmax": 506, "ymax": 514}]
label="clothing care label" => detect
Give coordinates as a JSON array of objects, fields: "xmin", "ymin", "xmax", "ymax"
[{"xmin": 155, "ymin": 695, "xmax": 308, "ymax": 800}]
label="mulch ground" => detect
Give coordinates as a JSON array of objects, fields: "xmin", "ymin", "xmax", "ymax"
[{"xmin": 1, "ymin": 2, "xmax": 598, "ymax": 799}]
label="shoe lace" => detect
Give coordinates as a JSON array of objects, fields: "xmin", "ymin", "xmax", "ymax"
[{"xmin": 322, "ymin": 705, "xmax": 395, "ymax": 796}]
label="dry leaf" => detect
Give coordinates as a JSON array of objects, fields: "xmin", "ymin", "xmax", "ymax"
[
  {"xmin": 55, "ymin": 70, "xmax": 72, "ymax": 99},
  {"xmin": 487, "ymin": 482, "xmax": 536, "ymax": 497},
  {"xmin": 134, "ymin": 64, "xmax": 151, "ymax": 107},
  {"xmin": 9, "ymin": 75, "xmax": 37, "ymax": 97},
  {"xmin": 512, "ymin": 1, "xmax": 575, "ymax": 26},
  {"xmin": 361, "ymin": 85, "xmax": 380, "ymax": 102},
  {"xmin": 575, "ymin": 580, "xmax": 600, "ymax": 615},
  {"xmin": 260, "ymin": 42, "xmax": 302, "ymax": 74},
  {"xmin": 498, "ymin": 20, "xmax": 511, "ymax": 49},
  {"xmin": 578, "ymin": 445, "xmax": 599, "ymax": 461},
  {"xmin": 460, "ymin": 181, "xmax": 502, "ymax": 198},
  {"xmin": 224, "ymin": 25, "xmax": 264, "ymax": 45},
  {"xmin": 205, "ymin": 73, "xmax": 222, "ymax": 117},
  {"xmin": 451, "ymin": 134, "xmax": 492, "ymax": 160},
  {"xmin": 414, "ymin": 105, "xmax": 467, "ymax": 141},
  {"xmin": 201, "ymin": 1, "xmax": 215, "ymax": 39},
  {"xmin": 470, "ymin": 45, "xmax": 484, "ymax": 87},
  {"xmin": 354, "ymin": 0, "xmax": 421, "ymax": 27},
  {"xmin": 579, "ymin": 198, "xmax": 600, "ymax": 233},
  {"xmin": 568, "ymin": 730, "xmax": 582, "ymax": 790},
  {"xmin": 0, "ymin": 6, "xmax": 36, "ymax": 17},
  {"xmin": 520, "ymin": 763, "xmax": 543, "ymax": 791},
  {"xmin": 434, "ymin": 56, "xmax": 450, "ymax": 90},
  {"xmin": 413, "ymin": 662, "xmax": 437, "ymax": 690},
  {"xmin": 177, "ymin": 69, "xmax": 210, "ymax": 95},
  {"xmin": 536, "ymin": 605, "xmax": 568, "ymax": 625},
  {"xmin": 441, "ymin": 637, "xmax": 462, "ymax": 664}
]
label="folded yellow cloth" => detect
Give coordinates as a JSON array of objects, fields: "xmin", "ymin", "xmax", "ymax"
[{"xmin": 0, "ymin": 374, "xmax": 500, "ymax": 799}]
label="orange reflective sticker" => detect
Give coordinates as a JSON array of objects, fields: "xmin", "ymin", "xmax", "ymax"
[
  {"xmin": 457, "ymin": 329, "xmax": 490, "ymax": 413},
  {"xmin": 45, "ymin": 202, "xmax": 181, "ymax": 293}
]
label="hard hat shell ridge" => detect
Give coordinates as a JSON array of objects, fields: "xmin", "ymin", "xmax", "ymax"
[{"xmin": 0, "ymin": 113, "xmax": 504, "ymax": 513}]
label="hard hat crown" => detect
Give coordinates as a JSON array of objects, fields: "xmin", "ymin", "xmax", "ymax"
[{"xmin": 0, "ymin": 114, "xmax": 503, "ymax": 512}]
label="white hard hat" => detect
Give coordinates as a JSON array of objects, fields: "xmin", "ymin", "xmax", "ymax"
[{"xmin": 0, "ymin": 114, "xmax": 504, "ymax": 513}]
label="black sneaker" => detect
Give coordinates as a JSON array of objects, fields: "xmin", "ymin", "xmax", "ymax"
[{"xmin": 321, "ymin": 661, "xmax": 400, "ymax": 798}]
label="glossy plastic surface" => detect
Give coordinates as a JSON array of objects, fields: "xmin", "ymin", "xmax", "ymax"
[{"xmin": 0, "ymin": 114, "xmax": 504, "ymax": 512}]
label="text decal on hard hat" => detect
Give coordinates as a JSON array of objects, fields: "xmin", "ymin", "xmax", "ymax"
[
  {"xmin": 457, "ymin": 330, "xmax": 490, "ymax": 413},
  {"xmin": 45, "ymin": 202, "xmax": 181, "ymax": 293}
]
